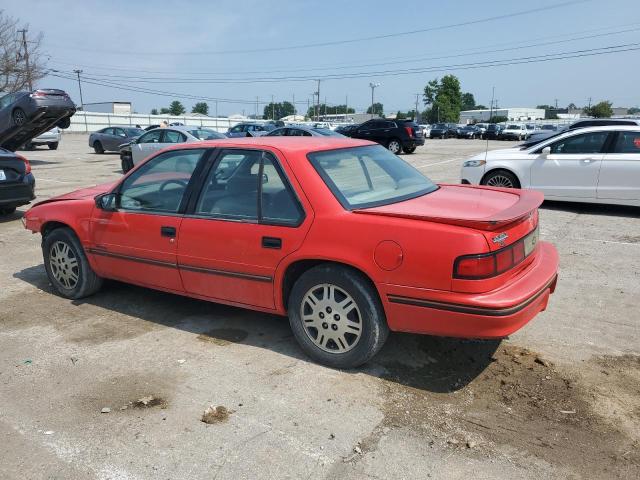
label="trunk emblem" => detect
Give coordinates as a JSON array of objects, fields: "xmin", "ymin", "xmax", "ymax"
[{"xmin": 492, "ymin": 232, "xmax": 509, "ymax": 245}]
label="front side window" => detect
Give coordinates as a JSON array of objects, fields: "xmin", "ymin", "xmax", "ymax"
[
  {"xmin": 612, "ymin": 131, "xmax": 640, "ymax": 154},
  {"xmin": 195, "ymin": 150, "xmax": 302, "ymax": 225},
  {"xmin": 114, "ymin": 128, "xmax": 127, "ymax": 137},
  {"xmin": 229, "ymin": 125, "xmax": 244, "ymax": 133},
  {"xmin": 308, "ymin": 144, "xmax": 438, "ymax": 209},
  {"xmin": 139, "ymin": 130, "xmax": 162, "ymax": 144},
  {"xmin": 118, "ymin": 149, "xmax": 203, "ymax": 213},
  {"xmin": 549, "ymin": 132, "xmax": 609, "ymax": 154}
]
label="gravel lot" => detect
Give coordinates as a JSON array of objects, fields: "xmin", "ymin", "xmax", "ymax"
[{"xmin": 1, "ymin": 134, "xmax": 639, "ymax": 479}]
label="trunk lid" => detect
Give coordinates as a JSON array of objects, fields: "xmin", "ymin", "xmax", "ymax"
[{"xmin": 354, "ymin": 184, "xmax": 542, "ymax": 250}]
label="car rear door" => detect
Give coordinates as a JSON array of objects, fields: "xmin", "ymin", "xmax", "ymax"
[
  {"xmin": 597, "ymin": 130, "xmax": 640, "ymax": 201},
  {"xmin": 89, "ymin": 148, "xmax": 207, "ymax": 291},
  {"xmin": 177, "ymin": 148, "xmax": 311, "ymax": 310},
  {"xmin": 529, "ymin": 131, "xmax": 610, "ymax": 198}
]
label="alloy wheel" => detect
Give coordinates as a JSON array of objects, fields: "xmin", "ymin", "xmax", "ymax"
[
  {"xmin": 13, "ymin": 109, "xmax": 26, "ymax": 125},
  {"xmin": 388, "ymin": 140, "xmax": 401, "ymax": 154},
  {"xmin": 300, "ymin": 283, "xmax": 362, "ymax": 354},
  {"xmin": 49, "ymin": 241, "xmax": 79, "ymax": 289},
  {"xmin": 486, "ymin": 175, "xmax": 515, "ymax": 188}
]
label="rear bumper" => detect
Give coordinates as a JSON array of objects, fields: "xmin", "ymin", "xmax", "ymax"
[
  {"xmin": 379, "ymin": 241, "xmax": 559, "ymax": 338},
  {"xmin": 0, "ymin": 173, "xmax": 36, "ymax": 208}
]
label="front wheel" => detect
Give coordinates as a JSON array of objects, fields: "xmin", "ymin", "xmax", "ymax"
[
  {"xmin": 43, "ymin": 227, "xmax": 103, "ymax": 299},
  {"xmin": 387, "ymin": 139, "xmax": 402, "ymax": 155},
  {"xmin": 482, "ymin": 170, "xmax": 520, "ymax": 189},
  {"xmin": 121, "ymin": 156, "xmax": 133, "ymax": 174},
  {"xmin": 288, "ymin": 265, "xmax": 389, "ymax": 368},
  {"xmin": 12, "ymin": 108, "xmax": 27, "ymax": 126},
  {"xmin": 48, "ymin": 142, "xmax": 58, "ymax": 150}
]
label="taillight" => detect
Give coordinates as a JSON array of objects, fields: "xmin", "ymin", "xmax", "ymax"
[
  {"xmin": 30, "ymin": 90, "xmax": 47, "ymax": 98},
  {"xmin": 404, "ymin": 126, "xmax": 414, "ymax": 137},
  {"xmin": 453, "ymin": 227, "xmax": 539, "ymax": 279},
  {"xmin": 16, "ymin": 153, "xmax": 31, "ymax": 174}
]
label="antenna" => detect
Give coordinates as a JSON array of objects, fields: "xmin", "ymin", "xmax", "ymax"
[{"xmin": 484, "ymin": 86, "xmax": 495, "ymax": 162}]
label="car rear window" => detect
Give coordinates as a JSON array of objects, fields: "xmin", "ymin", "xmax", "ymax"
[{"xmin": 307, "ymin": 145, "xmax": 437, "ymax": 209}]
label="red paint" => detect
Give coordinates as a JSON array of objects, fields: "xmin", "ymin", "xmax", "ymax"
[{"xmin": 24, "ymin": 137, "xmax": 559, "ymax": 339}]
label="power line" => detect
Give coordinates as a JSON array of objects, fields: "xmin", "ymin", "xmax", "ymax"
[{"xmin": 46, "ymin": 1, "xmax": 589, "ymax": 56}]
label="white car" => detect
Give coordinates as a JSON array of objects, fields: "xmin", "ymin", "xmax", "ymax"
[
  {"xmin": 499, "ymin": 124, "xmax": 531, "ymax": 141},
  {"xmin": 460, "ymin": 125, "xmax": 640, "ymax": 206},
  {"xmin": 26, "ymin": 127, "xmax": 62, "ymax": 150}
]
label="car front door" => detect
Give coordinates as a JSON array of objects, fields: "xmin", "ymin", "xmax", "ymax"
[
  {"xmin": 529, "ymin": 131, "xmax": 610, "ymax": 198},
  {"xmin": 108, "ymin": 127, "xmax": 128, "ymax": 151},
  {"xmin": 352, "ymin": 121, "xmax": 377, "ymax": 141},
  {"xmin": 597, "ymin": 130, "xmax": 640, "ymax": 201},
  {"xmin": 131, "ymin": 130, "xmax": 163, "ymax": 165},
  {"xmin": 177, "ymin": 148, "xmax": 311, "ymax": 310},
  {"xmin": 89, "ymin": 148, "xmax": 206, "ymax": 291}
]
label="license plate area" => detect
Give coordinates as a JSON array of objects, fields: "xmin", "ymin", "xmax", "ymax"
[{"xmin": 524, "ymin": 226, "xmax": 539, "ymax": 256}]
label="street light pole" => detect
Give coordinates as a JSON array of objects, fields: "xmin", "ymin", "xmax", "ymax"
[{"xmin": 369, "ymin": 82, "xmax": 380, "ymax": 119}]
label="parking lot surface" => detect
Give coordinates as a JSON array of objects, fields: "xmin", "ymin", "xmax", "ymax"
[{"xmin": 1, "ymin": 134, "xmax": 639, "ymax": 479}]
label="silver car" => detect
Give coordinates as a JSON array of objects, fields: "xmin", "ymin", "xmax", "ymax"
[
  {"xmin": 89, "ymin": 126, "xmax": 145, "ymax": 154},
  {"xmin": 127, "ymin": 126, "xmax": 226, "ymax": 169},
  {"xmin": 26, "ymin": 127, "xmax": 62, "ymax": 150}
]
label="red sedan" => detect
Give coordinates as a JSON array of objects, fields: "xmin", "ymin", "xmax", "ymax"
[{"xmin": 24, "ymin": 138, "xmax": 558, "ymax": 368}]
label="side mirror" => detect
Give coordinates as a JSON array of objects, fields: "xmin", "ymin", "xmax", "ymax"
[
  {"xmin": 95, "ymin": 193, "xmax": 118, "ymax": 212},
  {"xmin": 541, "ymin": 146, "xmax": 551, "ymax": 155}
]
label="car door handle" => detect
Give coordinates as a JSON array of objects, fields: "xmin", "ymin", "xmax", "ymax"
[
  {"xmin": 160, "ymin": 226, "xmax": 176, "ymax": 238},
  {"xmin": 262, "ymin": 236, "xmax": 282, "ymax": 249}
]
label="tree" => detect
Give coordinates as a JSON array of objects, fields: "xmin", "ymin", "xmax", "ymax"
[
  {"xmin": 475, "ymin": 104, "xmax": 487, "ymax": 110},
  {"xmin": 0, "ymin": 10, "xmax": 47, "ymax": 92},
  {"xmin": 159, "ymin": 107, "xmax": 170, "ymax": 114},
  {"xmin": 461, "ymin": 92, "xmax": 476, "ymax": 111},
  {"xmin": 169, "ymin": 100, "xmax": 185, "ymax": 116},
  {"xmin": 263, "ymin": 101, "xmax": 295, "ymax": 120},
  {"xmin": 584, "ymin": 101, "xmax": 613, "ymax": 118},
  {"xmin": 567, "ymin": 103, "xmax": 578, "ymax": 110},
  {"xmin": 422, "ymin": 75, "xmax": 462, "ymax": 123},
  {"xmin": 150, "ymin": 108, "xmax": 158, "ymax": 115},
  {"xmin": 191, "ymin": 102, "xmax": 209, "ymax": 115},
  {"xmin": 366, "ymin": 102, "xmax": 384, "ymax": 116},
  {"xmin": 629, "ymin": 107, "xmax": 640, "ymax": 115}
]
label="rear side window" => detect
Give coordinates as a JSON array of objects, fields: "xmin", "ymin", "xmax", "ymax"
[
  {"xmin": 163, "ymin": 130, "xmax": 185, "ymax": 143},
  {"xmin": 612, "ymin": 132, "xmax": 640, "ymax": 153}
]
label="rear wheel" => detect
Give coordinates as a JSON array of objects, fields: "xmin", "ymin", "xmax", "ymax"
[
  {"xmin": 48, "ymin": 142, "xmax": 58, "ymax": 150},
  {"xmin": 57, "ymin": 117, "xmax": 71, "ymax": 129},
  {"xmin": 387, "ymin": 139, "xmax": 402, "ymax": 155},
  {"xmin": 288, "ymin": 265, "xmax": 389, "ymax": 368},
  {"xmin": 482, "ymin": 170, "xmax": 520, "ymax": 189},
  {"xmin": 403, "ymin": 145, "xmax": 416, "ymax": 154},
  {"xmin": 0, "ymin": 207, "xmax": 17, "ymax": 215},
  {"xmin": 93, "ymin": 141, "xmax": 104, "ymax": 154},
  {"xmin": 43, "ymin": 227, "xmax": 103, "ymax": 299},
  {"xmin": 121, "ymin": 156, "xmax": 134, "ymax": 174},
  {"xmin": 12, "ymin": 108, "xmax": 26, "ymax": 126}
]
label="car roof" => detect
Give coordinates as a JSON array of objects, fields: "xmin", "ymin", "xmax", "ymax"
[{"xmin": 524, "ymin": 125, "xmax": 640, "ymax": 150}]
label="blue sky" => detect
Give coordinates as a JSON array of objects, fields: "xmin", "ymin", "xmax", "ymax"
[{"xmin": 5, "ymin": 0, "xmax": 640, "ymax": 115}]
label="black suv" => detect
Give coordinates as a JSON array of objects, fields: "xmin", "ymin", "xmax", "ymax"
[
  {"xmin": 482, "ymin": 123, "xmax": 503, "ymax": 140},
  {"xmin": 343, "ymin": 119, "xmax": 424, "ymax": 154}
]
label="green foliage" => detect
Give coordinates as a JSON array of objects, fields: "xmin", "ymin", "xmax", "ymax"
[
  {"xmin": 584, "ymin": 101, "xmax": 613, "ymax": 118},
  {"xmin": 475, "ymin": 104, "xmax": 487, "ymax": 110},
  {"xmin": 423, "ymin": 74, "xmax": 463, "ymax": 123},
  {"xmin": 489, "ymin": 115, "xmax": 508, "ymax": 123},
  {"xmin": 150, "ymin": 108, "xmax": 158, "ymax": 115},
  {"xmin": 159, "ymin": 107, "xmax": 170, "ymax": 114},
  {"xmin": 567, "ymin": 103, "xmax": 577, "ymax": 110},
  {"xmin": 263, "ymin": 101, "xmax": 295, "ymax": 120},
  {"xmin": 366, "ymin": 102, "xmax": 384, "ymax": 116},
  {"xmin": 191, "ymin": 102, "xmax": 209, "ymax": 115},
  {"xmin": 461, "ymin": 92, "xmax": 476, "ymax": 111},
  {"xmin": 168, "ymin": 100, "xmax": 185, "ymax": 116},
  {"xmin": 629, "ymin": 107, "xmax": 640, "ymax": 115}
]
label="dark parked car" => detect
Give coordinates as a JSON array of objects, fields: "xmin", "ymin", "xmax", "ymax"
[
  {"xmin": 335, "ymin": 124, "xmax": 359, "ymax": 135},
  {"xmin": 226, "ymin": 123, "xmax": 276, "ymax": 138},
  {"xmin": 520, "ymin": 118, "xmax": 640, "ymax": 149},
  {"xmin": 0, "ymin": 147, "xmax": 35, "ymax": 215},
  {"xmin": 341, "ymin": 119, "xmax": 424, "ymax": 154},
  {"xmin": 88, "ymin": 126, "xmax": 145, "ymax": 154},
  {"xmin": 0, "ymin": 89, "xmax": 76, "ymax": 151},
  {"xmin": 482, "ymin": 123, "xmax": 504, "ymax": 140},
  {"xmin": 456, "ymin": 125, "xmax": 481, "ymax": 139},
  {"xmin": 429, "ymin": 123, "xmax": 458, "ymax": 139},
  {"xmin": 266, "ymin": 126, "xmax": 345, "ymax": 137}
]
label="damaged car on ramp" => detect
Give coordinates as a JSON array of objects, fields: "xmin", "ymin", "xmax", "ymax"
[{"xmin": 23, "ymin": 137, "xmax": 559, "ymax": 368}]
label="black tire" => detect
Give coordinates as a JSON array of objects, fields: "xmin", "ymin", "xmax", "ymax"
[
  {"xmin": 121, "ymin": 156, "xmax": 133, "ymax": 174},
  {"xmin": 0, "ymin": 207, "xmax": 17, "ymax": 215},
  {"xmin": 43, "ymin": 227, "xmax": 103, "ymax": 299},
  {"xmin": 402, "ymin": 145, "xmax": 417, "ymax": 154},
  {"xmin": 481, "ymin": 169, "xmax": 520, "ymax": 189},
  {"xmin": 387, "ymin": 138, "xmax": 402, "ymax": 155},
  {"xmin": 12, "ymin": 108, "xmax": 27, "ymax": 126},
  {"xmin": 288, "ymin": 264, "xmax": 389, "ymax": 368},
  {"xmin": 93, "ymin": 141, "xmax": 104, "ymax": 154},
  {"xmin": 57, "ymin": 117, "xmax": 71, "ymax": 129},
  {"xmin": 48, "ymin": 142, "xmax": 58, "ymax": 150}
]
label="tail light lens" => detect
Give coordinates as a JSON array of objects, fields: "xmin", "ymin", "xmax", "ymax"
[
  {"xmin": 453, "ymin": 227, "xmax": 539, "ymax": 279},
  {"xmin": 30, "ymin": 90, "xmax": 47, "ymax": 98},
  {"xmin": 16, "ymin": 153, "xmax": 31, "ymax": 174},
  {"xmin": 404, "ymin": 126, "xmax": 414, "ymax": 137}
]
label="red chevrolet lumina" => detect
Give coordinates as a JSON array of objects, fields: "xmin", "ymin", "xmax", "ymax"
[{"xmin": 24, "ymin": 137, "xmax": 558, "ymax": 368}]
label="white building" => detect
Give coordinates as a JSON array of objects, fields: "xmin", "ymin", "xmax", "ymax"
[
  {"xmin": 82, "ymin": 102, "xmax": 132, "ymax": 115},
  {"xmin": 459, "ymin": 107, "xmax": 545, "ymax": 123}
]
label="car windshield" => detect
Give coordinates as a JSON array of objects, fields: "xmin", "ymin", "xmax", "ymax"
[
  {"xmin": 308, "ymin": 145, "xmax": 438, "ymax": 209},
  {"xmin": 125, "ymin": 128, "xmax": 145, "ymax": 136},
  {"xmin": 189, "ymin": 129, "xmax": 225, "ymax": 140},
  {"xmin": 507, "ymin": 124, "xmax": 520, "ymax": 129},
  {"xmin": 312, "ymin": 128, "xmax": 342, "ymax": 137}
]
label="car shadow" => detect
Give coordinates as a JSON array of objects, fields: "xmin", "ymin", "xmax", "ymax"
[
  {"xmin": 0, "ymin": 209, "xmax": 25, "ymax": 223},
  {"xmin": 29, "ymin": 159, "xmax": 60, "ymax": 166},
  {"xmin": 13, "ymin": 264, "xmax": 500, "ymax": 394},
  {"xmin": 542, "ymin": 200, "xmax": 640, "ymax": 218}
]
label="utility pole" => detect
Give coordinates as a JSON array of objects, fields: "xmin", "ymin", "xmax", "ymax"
[
  {"xmin": 18, "ymin": 29, "xmax": 32, "ymax": 91},
  {"xmin": 73, "ymin": 69, "xmax": 85, "ymax": 110},
  {"xmin": 315, "ymin": 80, "xmax": 321, "ymax": 121},
  {"xmin": 414, "ymin": 93, "xmax": 421, "ymax": 123},
  {"xmin": 345, "ymin": 94, "xmax": 348, "ymax": 122},
  {"xmin": 369, "ymin": 82, "xmax": 380, "ymax": 119},
  {"xmin": 255, "ymin": 96, "xmax": 259, "ymax": 119},
  {"xmin": 292, "ymin": 93, "xmax": 295, "ymax": 115},
  {"xmin": 271, "ymin": 94, "xmax": 275, "ymax": 120}
]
